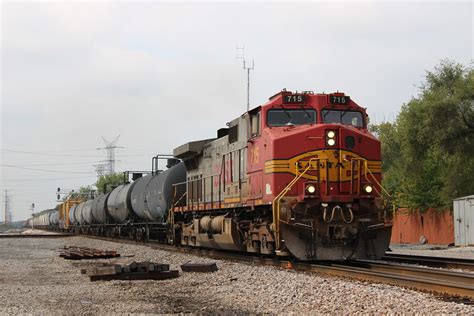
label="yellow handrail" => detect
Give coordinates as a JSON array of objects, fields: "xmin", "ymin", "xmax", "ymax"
[
  {"xmin": 352, "ymin": 158, "xmax": 395, "ymax": 216},
  {"xmin": 349, "ymin": 158, "xmax": 391, "ymax": 198},
  {"xmin": 272, "ymin": 158, "xmax": 319, "ymax": 250},
  {"xmin": 363, "ymin": 161, "xmax": 391, "ymax": 197}
]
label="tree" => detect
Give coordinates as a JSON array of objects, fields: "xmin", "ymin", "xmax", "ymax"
[
  {"xmin": 67, "ymin": 185, "xmax": 95, "ymax": 200},
  {"xmin": 95, "ymin": 173, "xmax": 125, "ymax": 194},
  {"xmin": 372, "ymin": 60, "xmax": 474, "ymax": 211}
]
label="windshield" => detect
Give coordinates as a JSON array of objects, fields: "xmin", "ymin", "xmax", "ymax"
[
  {"xmin": 321, "ymin": 110, "xmax": 364, "ymax": 127},
  {"xmin": 267, "ymin": 109, "xmax": 317, "ymax": 127}
]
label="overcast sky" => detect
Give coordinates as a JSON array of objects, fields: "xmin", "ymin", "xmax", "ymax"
[{"xmin": 1, "ymin": 1, "xmax": 472, "ymax": 221}]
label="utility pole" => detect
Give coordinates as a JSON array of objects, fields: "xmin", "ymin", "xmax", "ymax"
[
  {"xmin": 236, "ymin": 46, "xmax": 255, "ymax": 111},
  {"xmin": 4, "ymin": 190, "xmax": 12, "ymax": 224},
  {"xmin": 30, "ymin": 203, "xmax": 35, "ymax": 230},
  {"xmin": 4, "ymin": 190, "xmax": 7, "ymax": 224},
  {"xmin": 97, "ymin": 135, "xmax": 123, "ymax": 175}
]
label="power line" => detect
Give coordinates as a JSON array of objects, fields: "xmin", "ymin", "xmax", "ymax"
[
  {"xmin": 0, "ymin": 148, "xmax": 149, "ymax": 158},
  {"xmin": 0, "ymin": 164, "xmax": 95, "ymax": 174},
  {"xmin": 1, "ymin": 161, "xmax": 100, "ymax": 167},
  {"xmin": 1, "ymin": 176, "xmax": 95, "ymax": 182},
  {"xmin": 0, "ymin": 148, "xmax": 104, "ymax": 158},
  {"xmin": 16, "ymin": 148, "xmax": 102, "ymax": 153},
  {"xmin": 1, "ymin": 147, "xmax": 106, "ymax": 153}
]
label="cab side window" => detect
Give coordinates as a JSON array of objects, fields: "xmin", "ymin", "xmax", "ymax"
[
  {"xmin": 229, "ymin": 125, "xmax": 238, "ymax": 143},
  {"xmin": 250, "ymin": 112, "xmax": 261, "ymax": 137}
]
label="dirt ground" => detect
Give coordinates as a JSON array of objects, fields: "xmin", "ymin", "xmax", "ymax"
[{"xmin": 1, "ymin": 237, "xmax": 473, "ymax": 315}]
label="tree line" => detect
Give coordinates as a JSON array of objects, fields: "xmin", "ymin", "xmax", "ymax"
[
  {"xmin": 371, "ymin": 60, "xmax": 474, "ymax": 211},
  {"xmin": 69, "ymin": 173, "xmax": 125, "ymax": 200}
]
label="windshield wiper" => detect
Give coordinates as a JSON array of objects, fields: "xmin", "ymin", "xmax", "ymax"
[
  {"xmin": 280, "ymin": 105, "xmax": 292, "ymax": 120},
  {"xmin": 299, "ymin": 104, "xmax": 312, "ymax": 120},
  {"xmin": 323, "ymin": 111, "xmax": 331, "ymax": 121}
]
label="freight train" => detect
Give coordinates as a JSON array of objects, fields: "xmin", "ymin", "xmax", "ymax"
[{"xmin": 29, "ymin": 90, "xmax": 392, "ymax": 260}]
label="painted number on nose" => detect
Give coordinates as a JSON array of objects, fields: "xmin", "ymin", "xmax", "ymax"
[
  {"xmin": 250, "ymin": 147, "xmax": 259, "ymax": 165},
  {"xmin": 329, "ymin": 95, "xmax": 351, "ymax": 105},
  {"xmin": 284, "ymin": 95, "xmax": 306, "ymax": 104}
]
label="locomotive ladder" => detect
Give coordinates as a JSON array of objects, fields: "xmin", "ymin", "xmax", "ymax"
[{"xmin": 272, "ymin": 157, "xmax": 321, "ymax": 250}]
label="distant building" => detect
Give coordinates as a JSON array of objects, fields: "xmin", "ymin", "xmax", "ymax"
[{"xmin": 453, "ymin": 195, "xmax": 474, "ymax": 246}]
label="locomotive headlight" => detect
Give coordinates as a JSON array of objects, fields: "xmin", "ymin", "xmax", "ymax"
[
  {"xmin": 364, "ymin": 184, "xmax": 373, "ymax": 193},
  {"xmin": 326, "ymin": 130, "xmax": 336, "ymax": 146},
  {"xmin": 306, "ymin": 185, "xmax": 316, "ymax": 194}
]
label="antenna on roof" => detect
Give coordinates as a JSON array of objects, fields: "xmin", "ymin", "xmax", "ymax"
[{"xmin": 236, "ymin": 46, "xmax": 254, "ymax": 111}]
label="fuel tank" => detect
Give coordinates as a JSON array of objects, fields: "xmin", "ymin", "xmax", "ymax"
[
  {"xmin": 91, "ymin": 193, "xmax": 109, "ymax": 224},
  {"xmin": 107, "ymin": 183, "xmax": 135, "ymax": 223},
  {"xmin": 147, "ymin": 162, "xmax": 186, "ymax": 222},
  {"xmin": 82, "ymin": 200, "xmax": 94, "ymax": 225},
  {"xmin": 69, "ymin": 204, "xmax": 77, "ymax": 225}
]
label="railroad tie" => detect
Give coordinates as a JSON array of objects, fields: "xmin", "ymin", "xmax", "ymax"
[
  {"xmin": 85, "ymin": 261, "xmax": 178, "ymax": 281},
  {"xmin": 59, "ymin": 246, "xmax": 120, "ymax": 260}
]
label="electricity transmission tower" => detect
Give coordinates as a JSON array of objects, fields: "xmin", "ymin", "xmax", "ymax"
[
  {"xmin": 96, "ymin": 135, "xmax": 123, "ymax": 175},
  {"xmin": 93, "ymin": 163, "xmax": 106, "ymax": 177}
]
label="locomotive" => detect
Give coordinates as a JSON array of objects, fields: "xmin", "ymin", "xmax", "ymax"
[{"xmin": 30, "ymin": 90, "xmax": 392, "ymax": 261}]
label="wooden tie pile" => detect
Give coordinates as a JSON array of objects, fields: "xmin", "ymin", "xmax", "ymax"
[
  {"xmin": 85, "ymin": 261, "xmax": 179, "ymax": 281},
  {"xmin": 59, "ymin": 246, "xmax": 120, "ymax": 260}
]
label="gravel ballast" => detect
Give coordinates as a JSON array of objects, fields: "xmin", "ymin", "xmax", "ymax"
[
  {"xmin": 0, "ymin": 237, "xmax": 473, "ymax": 314},
  {"xmin": 390, "ymin": 243, "xmax": 474, "ymax": 259}
]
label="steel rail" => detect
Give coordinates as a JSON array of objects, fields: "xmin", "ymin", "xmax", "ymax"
[
  {"xmin": 298, "ymin": 262, "xmax": 474, "ymax": 300},
  {"xmin": 382, "ymin": 253, "xmax": 474, "ymax": 271},
  {"xmin": 348, "ymin": 260, "xmax": 474, "ymax": 285},
  {"xmin": 80, "ymin": 236, "xmax": 474, "ymax": 301}
]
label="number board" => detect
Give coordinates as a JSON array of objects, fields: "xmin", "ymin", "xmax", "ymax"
[
  {"xmin": 329, "ymin": 95, "xmax": 350, "ymax": 105},
  {"xmin": 283, "ymin": 94, "xmax": 307, "ymax": 104}
]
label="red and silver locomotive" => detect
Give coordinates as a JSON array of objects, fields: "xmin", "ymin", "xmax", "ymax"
[{"xmin": 173, "ymin": 90, "xmax": 392, "ymax": 260}]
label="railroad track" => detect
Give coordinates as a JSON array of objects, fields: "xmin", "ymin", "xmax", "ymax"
[
  {"xmin": 82, "ymin": 236, "xmax": 474, "ymax": 302},
  {"xmin": 382, "ymin": 253, "xmax": 474, "ymax": 271},
  {"xmin": 0, "ymin": 233, "xmax": 73, "ymax": 238}
]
